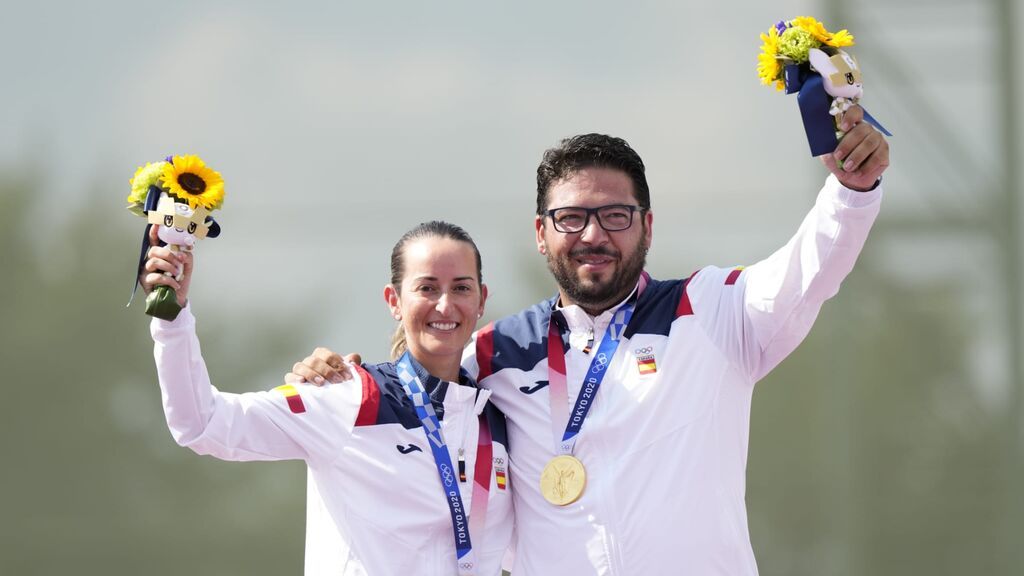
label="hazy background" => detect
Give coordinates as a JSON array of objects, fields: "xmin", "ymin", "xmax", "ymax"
[{"xmin": 2, "ymin": 0, "xmax": 1021, "ymax": 574}]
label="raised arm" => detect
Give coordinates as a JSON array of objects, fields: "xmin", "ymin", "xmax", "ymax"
[
  {"xmin": 689, "ymin": 105, "xmax": 888, "ymax": 382},
  {"xmin": 142, "ymin": 242, "xmax": 359, "ymax": 462}
]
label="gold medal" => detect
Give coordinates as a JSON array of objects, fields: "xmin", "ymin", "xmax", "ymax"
[{"xmin": 540, "ymin": 455, "xmax": 587, "ymax": 506}]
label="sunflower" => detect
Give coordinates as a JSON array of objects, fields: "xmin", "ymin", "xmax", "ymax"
[
  {"xmin": 791, "ymin": 16, "xmax": 854, "ymax": 48},
  {"xmin": 757, "ymin": 27, "xmax": 785, "ymax": 90},
  {"xmin": 826, "ymin": 29, "xmax": 855, "ymax": 48},
  {"xmin": 161, "ymin": 155, "xmax": 225, "ymax": 211},
  {"xmin": 127, "ymin": 161, "xmax": 169, "ymax": 216}
]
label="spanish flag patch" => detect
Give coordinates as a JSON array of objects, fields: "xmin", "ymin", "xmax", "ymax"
[
  {"xmin": 274, "ymin": 384, "xmax": 306, "ymax": 414},
  {"xmin": 495, "ymin": 468, "xmax": 507, "ymax": 490},
  {"xmin": 637, "ymin": 358, "xmax": 657, "ymax": 375}
]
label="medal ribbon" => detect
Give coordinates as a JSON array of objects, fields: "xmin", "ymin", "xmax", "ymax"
[
  {"xmin": 397, "ymin": 352, "xmax": 490, "ymax": 576},
  {"xmin": 546, "ymin": 300, "xmax": 638, "ymax": 456},
  {"xmin": 469, "ymin": 413, "xmax": 493, "ymax": 542},
  {"xmin": 547, "ymin": 274, "xmax": 648, "ymax": 456}
]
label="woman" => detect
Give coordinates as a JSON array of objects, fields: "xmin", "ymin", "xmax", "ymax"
[{"xmin": 142, "ymin": 221, "xmax": 513, "ymax": 576}]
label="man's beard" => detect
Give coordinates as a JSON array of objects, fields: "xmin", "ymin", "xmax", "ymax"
[{"xmin": 547, "ymin": 236, "xmax": 647, "ymax": 313}]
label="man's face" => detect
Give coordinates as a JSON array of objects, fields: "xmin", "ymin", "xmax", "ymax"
[{"xmin": 535, "ymin": 167, "xmax": 652, "ymax": 314}]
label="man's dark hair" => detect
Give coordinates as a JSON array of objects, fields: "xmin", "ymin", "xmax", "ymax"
[{"xmin": 535, "ymin": 133, "xmax": 650, "ymax": 215}]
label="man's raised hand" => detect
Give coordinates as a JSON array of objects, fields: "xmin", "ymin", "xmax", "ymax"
[{"xmin": 821, "ymin": 105, "xmax": 890, "ymax": 191}]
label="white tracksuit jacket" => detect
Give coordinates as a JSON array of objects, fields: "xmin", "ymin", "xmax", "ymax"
[
  {"xmin": 463, "ymin": 175, "xmax": 882, "ymax": 575},
  {"xmin": 152, "ymin": 311, "xmax": 514, "ymax": 575}
]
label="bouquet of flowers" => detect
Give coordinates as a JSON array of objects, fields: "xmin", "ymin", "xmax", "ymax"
[
  {"xmin": 126, "ymin": 155, "xmax": 224, "ymax": 320},
  {"xmin": 758, "ymin": 16, "xmax": 890, "ymax": 156}
]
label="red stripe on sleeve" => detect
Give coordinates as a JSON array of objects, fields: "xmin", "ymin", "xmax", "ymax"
[
  {"xmin": 725, "ymin": 268, "xmax": 742, "ymax": 286},
  {"xmin": 675, "ymin": 270, "xmax": 700, "ymax": 317},
  {"xmin": 285, "ymin": 394, "xmax": 306, "ymax": 414},
  {"xmin": 352, "ymin": 365, "xmax": 381, "ymax": 427},
  {"xmin": 475, "ymin": 322, "xmax": 495, "ymax": 381}
]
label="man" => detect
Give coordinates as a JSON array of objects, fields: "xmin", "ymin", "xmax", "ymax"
[{"xmin": 291, "ymin": 105, "xmax": 888, "ymax": 574}]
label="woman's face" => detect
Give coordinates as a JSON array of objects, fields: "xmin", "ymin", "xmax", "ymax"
[{"xmin": 384, "ymin": 236, "xmax": 487, "ymax": 374}]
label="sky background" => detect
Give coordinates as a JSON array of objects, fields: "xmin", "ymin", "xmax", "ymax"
[{"xmin": 3, "ymin": 0, "xmax": 916, "ymax": 325}]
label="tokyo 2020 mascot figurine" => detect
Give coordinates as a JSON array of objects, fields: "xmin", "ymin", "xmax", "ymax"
[{"xmin": 126, "ymin": 155, "xmax": 224, "ymax": 321}]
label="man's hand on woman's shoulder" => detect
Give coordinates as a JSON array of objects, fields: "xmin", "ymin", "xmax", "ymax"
[{"xmin": 285, "ymin": 347, "xmax": 362, "ymax": 386}]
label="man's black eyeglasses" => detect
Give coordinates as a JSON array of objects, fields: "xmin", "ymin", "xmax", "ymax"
[{"xmin": 545, "ymin": 204, "xmax": 644, "ymax": 233}]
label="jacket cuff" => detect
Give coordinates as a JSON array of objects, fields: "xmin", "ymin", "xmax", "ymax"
[{"xmin": 825, "ymin": 173, "xmax": 883, "ymax": 209}]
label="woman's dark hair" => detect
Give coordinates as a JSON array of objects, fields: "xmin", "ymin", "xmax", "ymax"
[
  {"xmin": 535, "ymin": 133, "xmax": 650, "ymax": 215},
  {"xmin": 389, "ymin": 221, "xmax": 483, "ymax": 359}
]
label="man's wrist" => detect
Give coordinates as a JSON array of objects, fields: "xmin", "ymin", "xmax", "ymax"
[{"xmin": 841, "ymin": 177, "xmax": 883, "ymax": 193}]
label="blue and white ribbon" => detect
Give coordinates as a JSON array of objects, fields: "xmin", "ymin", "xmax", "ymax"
[{"xmin": 396, "ymin": 353, "xmax": 478, "ymax": 576}]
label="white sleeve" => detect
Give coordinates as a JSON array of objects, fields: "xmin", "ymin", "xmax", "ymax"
[
  {"xmin": 688, "ymin": 174, "xmax": 882, "ymax": 382},
  {"xmin": 150, "ymin": 305, "xmax": 362, "ymax": 462}
]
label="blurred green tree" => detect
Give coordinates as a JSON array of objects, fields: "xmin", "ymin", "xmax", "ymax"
[
  {"xmin": 749, "ymin": 251, "xmax": 1004, "ymax": 575},
  {"xmin": 0, "ymin": 170, "xmax": 311, "ymax": 575}
]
